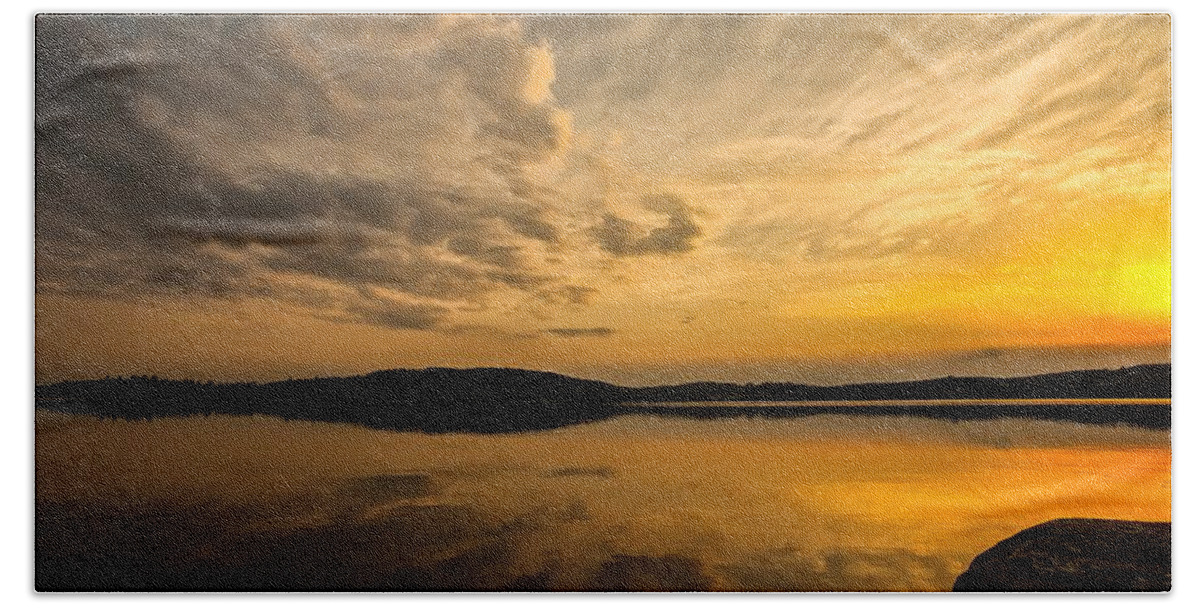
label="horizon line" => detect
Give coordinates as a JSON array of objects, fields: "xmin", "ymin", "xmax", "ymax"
[{"xmin": 34, "ymin": 361, "xmax": 1171, "ymax": 390}]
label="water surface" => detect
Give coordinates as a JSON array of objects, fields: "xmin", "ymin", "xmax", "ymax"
[{"xmin": 36, "ymin": 411, "xmax": 1171, "ymax": 590}]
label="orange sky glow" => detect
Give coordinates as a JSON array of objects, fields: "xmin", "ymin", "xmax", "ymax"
[{"xmin": 35, "ymin": 14, "xmax": 1170, "ymax": 385}]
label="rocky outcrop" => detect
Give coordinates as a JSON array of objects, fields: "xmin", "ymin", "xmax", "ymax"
[{"xmin": 953, "ymin": 518, "xmax": 1170, "ymax": 592}]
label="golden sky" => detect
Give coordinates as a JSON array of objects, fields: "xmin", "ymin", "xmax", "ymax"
[{"xmin": 34, "ymin": 14, "xmax": 1170, "ymax": 384}]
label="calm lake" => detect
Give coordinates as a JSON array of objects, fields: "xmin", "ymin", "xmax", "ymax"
[
  {"xmin": 36, "ymin": 409, "xmax": 1171, "ymax": 590},
  {"xmin": 623, "ymin": 399, "xmax": 1171, "ymax": 430},
  {"xmin": 629, "ymin": 398, "xmax": 1171, "ymax": 406}
]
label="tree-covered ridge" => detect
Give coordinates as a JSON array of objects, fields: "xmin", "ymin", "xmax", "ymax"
[{"xmin": 36, "ymin": 364, "xmax": 1170, "ymax": 433}]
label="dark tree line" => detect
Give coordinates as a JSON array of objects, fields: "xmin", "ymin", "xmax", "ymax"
[{"xmin": 35, "ymin": 364, "xmax": 1170, "ymax": 433}]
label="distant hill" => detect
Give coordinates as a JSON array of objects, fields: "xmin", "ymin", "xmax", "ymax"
[
  {"xmin": 625, "ymin": 364, "xmax": 1171, "ymax": 401},
  {"xmin": 35, "ymin": 364, "xmax": 1170, "ymax": 433}
]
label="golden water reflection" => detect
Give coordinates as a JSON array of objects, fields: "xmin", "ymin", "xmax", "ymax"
[{"xmin": 36, "ymin": 412, "xmax": 1170, "ymax": 591}]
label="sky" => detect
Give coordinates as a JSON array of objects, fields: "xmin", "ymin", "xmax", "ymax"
[{"xmin": 33, "ymin": 13, "xmax": 1171, "ymax": 385}]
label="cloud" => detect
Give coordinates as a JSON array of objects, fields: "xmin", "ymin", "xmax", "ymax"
[
  {"xmin": 34, "ymin": 13, "xmax": 1168, "ymax": 348},
  {"xmin": 535, "ymin": 285, "xmax": 597, "ymax": 306},
  {"xmin": 35, "ymin": 15, "xmax": 580, "ymax": 330},
  {"xmin": 339, "ymin": 290, "xmax": 447, "ymax": 330},
  {"xmin": 545, "ymin": 327, "xmax": 616, "ymax": 338},
  {"xmin": 534, "ymin": 14, "xmax": 1168, "ymax": 267},
  {"xmin": 591, "ymin": 195, "xmax": 701, "ymax": 257}
]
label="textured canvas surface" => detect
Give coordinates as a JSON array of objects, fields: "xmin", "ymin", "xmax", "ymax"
[{"xmin": 34, "ymin": 13, "xmax": 1170, "ymax": 592}]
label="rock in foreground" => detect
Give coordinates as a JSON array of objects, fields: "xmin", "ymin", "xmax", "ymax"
[{"xmin": 953, "ymin": 518, "xmax": 1170, "ymax": 592}]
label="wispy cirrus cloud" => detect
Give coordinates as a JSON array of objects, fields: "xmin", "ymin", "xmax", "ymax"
[{"xmin": 545, "ymin": 327, "xmax": 616, "ymax": 338}]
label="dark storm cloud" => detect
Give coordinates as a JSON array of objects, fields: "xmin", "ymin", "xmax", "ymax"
[
  {"xmin": 591, "ymin": 195, "xmax": 701, "ymax": 257},
  {"xmin": 35, "ymin": 14, "xmax": 579, "ymax": 330}
]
